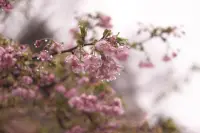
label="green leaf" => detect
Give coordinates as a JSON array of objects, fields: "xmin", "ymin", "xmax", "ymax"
[
  {"xmin": 116, "ymin": 37, "xmax": 128, "ymax": 44},
  {"xmin": 103, "ymin": 29, "xmax": 112, "ymax": 38},
  {"xmin": 131, "ymin": 42, "xmax": 137, "ymax": 48},
  {"xmin": 79, "ymin": 23, "xmax": 87, "ymax": 39},
  {"xmin": 95, "ymin": 83, "xmax": 106, "ymax": 93},
  {"xmin": 163, "ymin": 119, "xmax": 177, "ymax": 130}
]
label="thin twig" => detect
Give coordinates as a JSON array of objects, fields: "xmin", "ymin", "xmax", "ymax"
[{"xmin": 32, "ymin": 42, "xmax": 94, "ymax": 60}]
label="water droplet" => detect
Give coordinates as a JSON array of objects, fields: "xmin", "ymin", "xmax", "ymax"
[
  {"xmin": 106, "ymin": 79, "xmax": 111, "ymax": 82},
  {"xmin": 44, "ymin": 50, "xmax": 49, "ymax": 53}
]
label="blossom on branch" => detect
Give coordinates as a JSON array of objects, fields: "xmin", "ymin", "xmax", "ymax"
[
  {"xmin": 68, "ymin": 93, "xmax": 124, "ymax": 116},
  {"xmin": 0, "ymin": 46, "xmax": 16, "ymax": 71},
  {"xmin": 0, "ymin": 0, "xmax": 12, "ymax": 11}
]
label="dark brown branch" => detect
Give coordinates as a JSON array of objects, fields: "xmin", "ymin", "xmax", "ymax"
[
  {"xmin": 52, "ymin": 43, "xmax": 93, "ymax": 55},
  {"xmin": 32, "ymin": 43, "xmax": 94, "ymax": 60}
]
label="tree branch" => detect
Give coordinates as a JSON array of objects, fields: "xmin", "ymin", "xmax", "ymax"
[{"xmin": 32, "ymin": 42, "xmax": 94, "ymax": 60}]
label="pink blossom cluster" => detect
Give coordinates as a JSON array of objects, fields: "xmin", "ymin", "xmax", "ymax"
[
  {"xmin": 34, "ymin": 39, "xmax": 63, "ymax": 56},
  {"xmin": 97, "ymin": 13, "xmax": 113, "ymax": 29},
  {"xmin": 95, "ymin": 56, "xmax": 121, "ymax": 81},
  {"xmin": 68, "ymin": 94, "xmax": 124, "ymax": 116},
  {"xmin": 95, "ymin": 40, "xmax": 129, "ymax": 61},
  {"xmin": 11, "ymin": 87, "xmax": 36, "ymax": 99},
  {"xmin": 0, "ymin": 0, "xmax": 12, "ymax": 11},
  {"xmin": 34, "ymin": 40, "xmax": 63, "ymax": 61},
  {"xmin": 37, "ymin": 50, "xmax": 53, "ymax": 61},
  {"xmin": 55, "ymin": 85, "xmax": 77, "ymax": 98},
  {"xmin": 162, "ymin": 52, "xmax": 177, "ymax": 62},
  {"xmin": 21, "ymin": 76, "xmax": 33, "ymax": 85},
  {"xmin": 65, "ymin": 38, "xmax": 129, "ymax": 81},
  {"xmin": 65, "ymin": 53, "xmax": 122, "ymax": 81},
  {"xmin": 0, "ymin": 46, "xmax": 16, "ymax": 71},
  {"xmin": 138, "ymin": 52, "xmax": 178, "ymax": 68},
  {"xmin": 39, "ymin": 72, "xmax": 55, "ymax": 86},
  {"xmin": 77, "ymin": 77, "xmax": 89, "ymax": 85},
  {"xmin": 65, "ymin": 54, "xmax": 85, "ymax": 74},
  {"xmin": 49, "ymin": 41, "xmax": 64, "ymax": 53},
  {"xmin": 139, "ymin": 61, "xmax": 154, "ymax": 68}
]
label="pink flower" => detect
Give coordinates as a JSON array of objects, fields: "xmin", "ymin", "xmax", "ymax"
[
  {"xmin": 39, "ymin": 73, "xmax": 55, "ymax": 86},
  {"xmin": 172, "ymin": 52, "xmax": 177, "ymax": 58},
  {"xmin": 72, "ymin": 62, "xmax": 85, "ymax": 73},
  {"xmin": 65, "ymin": 55, "xmax": 85, "ymax": 73},
  {"xmin": 27, "ymin": 90, "xmax": 36, "ymax": 98},
  {"xmin": 48, "ymin": 73, "xmax": 55, "ymax": 82},
  {"xmin": 138, "ymin": 61, "xmax": 154, "ymax": 68},
  {"xmin": 97, "ymin": 14, "xmax": 112, "ymax": 29},
  {"xmin": 107, "ymin": 36, "xmax": 117, "ymax": 44},
  {"xmin": 162, "ymin": 55, "xmax": 171, "ymax": 62},
  {"xmin": 106, "ymin": 122, "xmax": 120, "ymax": 129},
  {"xmin": 98, "ymin": 98, "xmax": 124, "ymax": 116},
  {"xmin": 95, "ymin": 40, "xmax": 116, "ymax": 55},
  {"xmin": 97, "ymin": 105, "xmax": 124, "ymax": 116},
  {"xmin": 115, "ymin": 46, "xmax": 129, "ymax": 61},
  {"xmin": 0, "ymin": 46, "xmax": 16, "ymax": 70},
  {"xmin": 5, "ymin": 46, "xmax": 14, "ymax": 52},
  {"xmin": 55, "ymin": 85, "xmax": 66, "ymax": 93},
  {"xmin": 112, "ymin": 98, "xmax": 122, "ymax": 106},
  {"xmin": 3, "ymin": 53, "xmax": 15, "ymax": 64},
  {"xmin": 22, "ymin": 76, "xmax": 33, "ymax": 85},
  {"xmin": 83, "ymin": 55, "xmax": 102, "ymax": 74},
  {"xmin": 20, "ymin": 45, "xmax": 27, "ymax": 50},
  {"xmin": 68, "ymin": 94, "xmax": 98, "ymax": 112},
  {"xmin": 69, "ymin": 94, "xmax": 124, "ymax": 116},
  {"xmin": 77, "ymin": 77, "xmax": 89, "ymax": 85},
  {"xmin": 11, "ymin": 87, "xmax": 27, "ymax": 97},
  {"xmin": 162, "ymin": 52, "xmax": 178, "ymax": 62},
  {"xmin": 49, "ymin": 42, "xmax": 63, "ymax": 53},
  {"xmin": 64, "ymin": 88, "xmax": 77, "ymax": 98},
  {"xmin": 98, "ymin": 92, "xmax": 106, "ymax": 99},
  {"xmin": 34, "ymin": 40, "xmax": 42, "ymax": 48},
  {"xmin": 95, "ymin": 56, "xmax": 122, "ymax": 81},
  {"xmin": 65, "ymin": 126, "xmax": 85, "ymax": 133},
  {"xmin": 0, "ymin": 0, "xmax": 12, "ymax": 12},
  {"xmin": 69, "ymin": 96, "xmax": 84, "ymax": 110},
  {"xmin": 37, "ymin": 50, "xmax": 52, "ymax": 61}
]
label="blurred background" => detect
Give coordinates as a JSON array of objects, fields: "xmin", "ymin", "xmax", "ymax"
[{"xmin": 0, "ymin": 0, "xmax": 199, "ymax": 132}]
